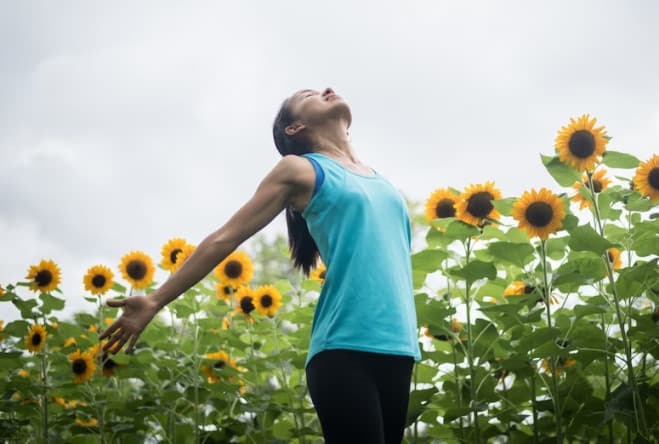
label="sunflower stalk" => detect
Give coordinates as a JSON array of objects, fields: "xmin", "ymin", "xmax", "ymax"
[
  {"xmin": 529, "ymin": 361, "xmax": 539, "ymax": 444},
  {"xmin": 270, "ymin": 316, "xmax": 304, "ymax": 444},
  {"xmin": 462, "ymin": 237, "xmax": 481, "ymax": 443},
  {"xmin": 246, "ymin": 318, "xmax": 266, "ymax": 443},
  {"xmin": 586, "ymin": 171, "xmax": 650, "ymax": 439},
  {"xmin": 600, "ymin": 310, "xmax": 614, "ymax": 444},
  {"xmin": 539, "ymin": 239, "xmax": 563, "ymax": 443},
  {"xmin": 39, "ymin": 343, "xmax": 49, "ymax": 444},
  {"xmin": 446, "ymin": 267, "xmax": 466, "ymax": 442},
  {"xmin": 192, "ymin": 299, "xmax": 200, "ymax": 443},
  {"xmin": 97, "ymin": 297, "xmax": 107, "ymax": 444}
]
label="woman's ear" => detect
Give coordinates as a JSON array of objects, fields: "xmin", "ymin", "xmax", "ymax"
[{"xmin": 285, "ymin": 122, "xmax": 305, "ymax": 137}]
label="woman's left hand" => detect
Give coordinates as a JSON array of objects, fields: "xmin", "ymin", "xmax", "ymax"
[{"xmin": 99, "ymin": 295, "xmax": 160, "ymax": 355}]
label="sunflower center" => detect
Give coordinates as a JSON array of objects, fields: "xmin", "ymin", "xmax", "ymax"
[
  {"xmin": 524, "ymin": 202, "xmax": 554, "ymax": 227},
  {"xmin": 584, "ymin": 179, "xmax": 602, "ymax": 193},
  {"xmin": 35, "ymin": 270, "xmax": 53, "ymax": 287},
  {"xmin": 72, "ymin": 359, "xmax": 87, "ymax": 375},
  {"xmin": 214, "ymin": 360, "xmax": 226, "ymax": 369},
  {"xmin": 223, "ymin": 286, "xmax": 234, "ymax": 295},
  {"xmin": 170, "ymin": 249, "xmax": 183, "ymax": 264},
  {"xmin": 240, "ymin": 296, "xmax": 255, "ymax": 314},
  {"xmin": 435, "ymin": 199, "xmax": 456, "ymax": 218},
  {"xmin": 568, "ymin": 130, "xmax": 596, "ymax": 158},
  {"xmin": 31, "ymin": 333, "xmax": 42, "ymax": 346},
  {"xmin": 649, "ymin": 168, "xmax": 659, "ymax": 190},
  {"xmin": 466, "ymin": 192, "xmax": 494, "ymax": 218},
  {"xmin": 319, "ymin": 270, "xmax": 326, "ymax": 279},
  {"xmin": 261, "ymin": 295, "xmax": 273, "ymax": 308},
  {"xmin": 103, "ymin": 358, "xmax": 118, "ymax": 370},
  {"xmin": 91, "ymin": 275, "xmax": 106, "ymax": 288},
  {"xmin": 225, "ymin": 260, "xmax": 243, "ymax": 278},
  {"xmin": 126, "ymin": 260, "xmax": 147, "ymax": 280}
]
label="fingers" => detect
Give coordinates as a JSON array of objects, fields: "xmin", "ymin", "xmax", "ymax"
[
  {"xmin": 99, "ymin": 320, "xmax": 121, "ymax": 340},
  {"xmin": 102, "ymin": 327, "xmax": 125, "ymax": 353},
  {"xmin": 126, "ymin": 335, "xmax": 139, "ymax": 355},
  {"xmin": 111, "ymin": 330, "xmax": 131, "ymax": 355},
  {"xmin": 106, "ymin": 298, "xmax": 126, "ymax": 308}
]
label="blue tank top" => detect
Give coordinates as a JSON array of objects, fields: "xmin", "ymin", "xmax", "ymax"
[{"xmin": 300, "ymin": 152, "xmax": 422, "ymax": 369}]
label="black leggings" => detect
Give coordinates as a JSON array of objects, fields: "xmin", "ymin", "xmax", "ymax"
[{"xmin": 305, "ymin": 348, "xmax": 415, "ymax": 444}]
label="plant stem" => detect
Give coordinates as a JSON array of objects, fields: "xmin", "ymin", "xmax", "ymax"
[
  {"xmin": 271, "ymin": 316, "xmax": 304, "ymax": 444},
  {"xmin": 530, "ymin": 362, "xmax": 539, "ymax": 444},
  {"xmin": 539, "ymin": 239, "xmax": 562, "ymax": 443},
  {"xmin": 97, "ymin": 297, "xmax": 106, "ymax": 444},
  {"xmin": 463, "ymin": 237, "xmax": 480, "ymax": 443},
  {"xmin": 587, "ymin": 172, "xmax": 649, "ymax": 439},
  {"xmin": 40, "ymin": 345, "xmax": 49, "ymax": 444}
]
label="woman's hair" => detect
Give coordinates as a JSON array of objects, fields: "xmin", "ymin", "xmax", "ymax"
[{"xmin": 272, "ymin": 96, "xmax": 320, "ymax": 277}]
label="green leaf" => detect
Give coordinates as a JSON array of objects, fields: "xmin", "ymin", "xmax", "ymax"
[
  {"xmin": 11, "ymin": 298, "xmax": 38, "ymax": 319},
  {"xmin": 444, "ymin": 219, "xmax": 480, "ymax": 241},
  {"xmin": 412, "ymin": 249, "xmax": 447, "ymax": 273},
  {"xmin": 487, "ymin": 242, "xmax": 535, "ymax": 268},
  {"xmin": 492, "ymin": 198, "xmax": 516, "ymax": 216},
  {"xmin": 39, "ymin": 293, "xmax": 65, "ymax": 314},
  {"xmin": 568, "ymin": 224, "xmax": 615, "ymax": 255},
  {"xmin": 574, "ymin": 304, "xmax": 608, "ymax": 320},
  {"xmin": 449, "ymin": 260, "xmax": 497, "ymax": 286},
  {"xmin": 541, "ymin": 154, "xmax": 581, "ymax": 187},
  {"xmin": 602, "ymin": 150, "xmax": 640, "ymax": 169}
]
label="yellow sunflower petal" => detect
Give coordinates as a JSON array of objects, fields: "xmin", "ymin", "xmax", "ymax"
[
  {"xmin": 455, "ymin": 182, "xmax": 503, "ymax": 227},
  {"xmin": 214, "ymin": 251, "xmax": 254, "ymax": 287},
  {"xmin": 424, "ymin": 188, "xmax": 459, "ymax": 225},
  {"xmin": 632, "ymin": 154, "xmax": 659, "ymax": 201},
  {"xmin": 511, "ymin": 188, "xmax": 566, "ymax": 240},
  {"xmin": 83, "ymin": 264, "xmax": 114, "ymax": 295},
  {"xmin": 118, "ymin": 251, "xmax": 156, "ymax": 290},
  {"xmin": 25, "ymin": 324, "xmax": 47, "ymax": 353},
  {"xmin": 253, "ymin": 284, "xmax": 283, "ymax": 317},
  {"xmin": 555, "ymin": 114, "xmax": 608, "ymax": 172},
  {"xmin": 25, "ymin": 259, "xmax": 62, "ymax": 293}
]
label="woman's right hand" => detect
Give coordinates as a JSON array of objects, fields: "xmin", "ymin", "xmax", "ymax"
[{"xmin": 99, "ymin": 295, "xmax": 161, "ymax": 355}]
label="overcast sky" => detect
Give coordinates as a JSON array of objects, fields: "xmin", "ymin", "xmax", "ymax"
[{"xmin": 1, "ymin": 1, "xmax": 658, "ymax": 323}]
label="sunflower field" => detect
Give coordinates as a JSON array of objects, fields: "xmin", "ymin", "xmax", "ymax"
[{"xmin": 1, "ymin": 114, "xmax": 658, "ymax": 443}]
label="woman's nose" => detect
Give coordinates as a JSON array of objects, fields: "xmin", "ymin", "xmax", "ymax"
[{"xmin": 323, "ymin": 87, "xmax": 334, "ymax": 96}]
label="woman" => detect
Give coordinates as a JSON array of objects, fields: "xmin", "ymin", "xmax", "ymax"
[{"xmin": 99, "ymin": 86, "xmax": 422, "ymax": 443}]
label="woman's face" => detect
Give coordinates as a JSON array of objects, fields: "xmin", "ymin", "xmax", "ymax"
[{"xmin": 288, "ymin": 87, "xmax": 352, "ymax": 130}]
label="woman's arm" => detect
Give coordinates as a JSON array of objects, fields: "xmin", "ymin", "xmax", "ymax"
[{"xmin": 99, "ymin": 154, "xmax": 312, "ymax": 354}]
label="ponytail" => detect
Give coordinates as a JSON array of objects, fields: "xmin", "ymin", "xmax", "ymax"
[{"xmin": 272, "ymin": 95, "xmax": 320, "ymax": 277}]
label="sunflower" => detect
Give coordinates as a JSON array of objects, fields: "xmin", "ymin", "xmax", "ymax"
[
  {"xmin": 118, "ymin": 251, "xmax": 156, "ymax": 289},
  {"xmin": 233, "ymin": 285, "xmax": 257, "ymax": 319},
  {"xmin": 25, "ymin": 324, "xmax": 47, "ymax": 353},
  {"xmin": 221, "ymin": 314, "xmax": 232, "ymax": 330},
  {"xmin": 540, "ymin": 356, "xmax": 576, "ymax": 376},
  {"xmin": 26, "ymin": 259, "xmax": 61, "ymax": 293},
  {"xmin": 0, "ymin": 284, "xmax": 4, "ymax": 297},
  {"xmin": 422, "ymin": 317, "xmax": 463, "ymax": 341},
  {"xmin": 571, "ymin": 168, "xmax": 612, "ymax": 209},
  {"xmin": 633, "ymin": 154, "xmax": 659, "ymax": 201},
  {"xmin": 503, "ymin": 281, "xmax": 560, "ymax": 304},
  {"xmin": 159, "ymin": 237, "xmax": 189, "ymax": 272},
  {"xmin": 64, "ymin": 337, "xmax": 77, "ymax": 348},
  {"xmin": 68, "ymin": 349, "xmax": 96, "ymax": 383},
  {"xmin": 253, "ymin": 285, "xmax": 283, "ymax": 317},
  {"xmin": 202, "ymin": 350, "xmax": 239, "ymax": 384},
  {"xmin": 216, "ymin": 284, "xmax": 237, "ymax": 302},
  {"xmin": 101, "ymin": 351, "xmax": 125, "ymax": 377},
  {"xmin": 52, "ymin": 396, "xmax": 68, "ymax": 407},
  {"xmin": 214, "ymin": 251, "xmax": 254, "ymax": 287},
  {"xmin": 511, "ymin": 188, "xmax": 565, "ymax": 240},
  {"xmin": 455, "ymin": 182, "xmax": 503, "ymax": 226},
  {"xmin": 74, "ymin": 417, "xmax": 99, "ymax": 427},
  {"xmin": 83, "ymin": 265, "xmax": 114, "ymax": 295},
  {"xmin": 309, "ymin": 261, "xmax": 327, "ymax": 284},
  {"xmin": 18, "ymin": 369, "xmax": 29, "ymax": 378},
  {"xmin": 607, "ymin": 248, "xmax": 622, "ymax": 270},
  {"xmin": 171, "ymin": 244, "xmax": 196, "ymax": 273},
  {"xmin": 555, "ymin": 114, "xmax": 608, "ymax": 172},
  {"xmin": 424, "ymin": 188, "xmax": 459, "ymax": 225}
]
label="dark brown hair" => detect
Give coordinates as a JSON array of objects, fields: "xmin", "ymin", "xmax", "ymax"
[{"xmin": 272, "ymin": 96, "xmax": 320, "ymax": 276}]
